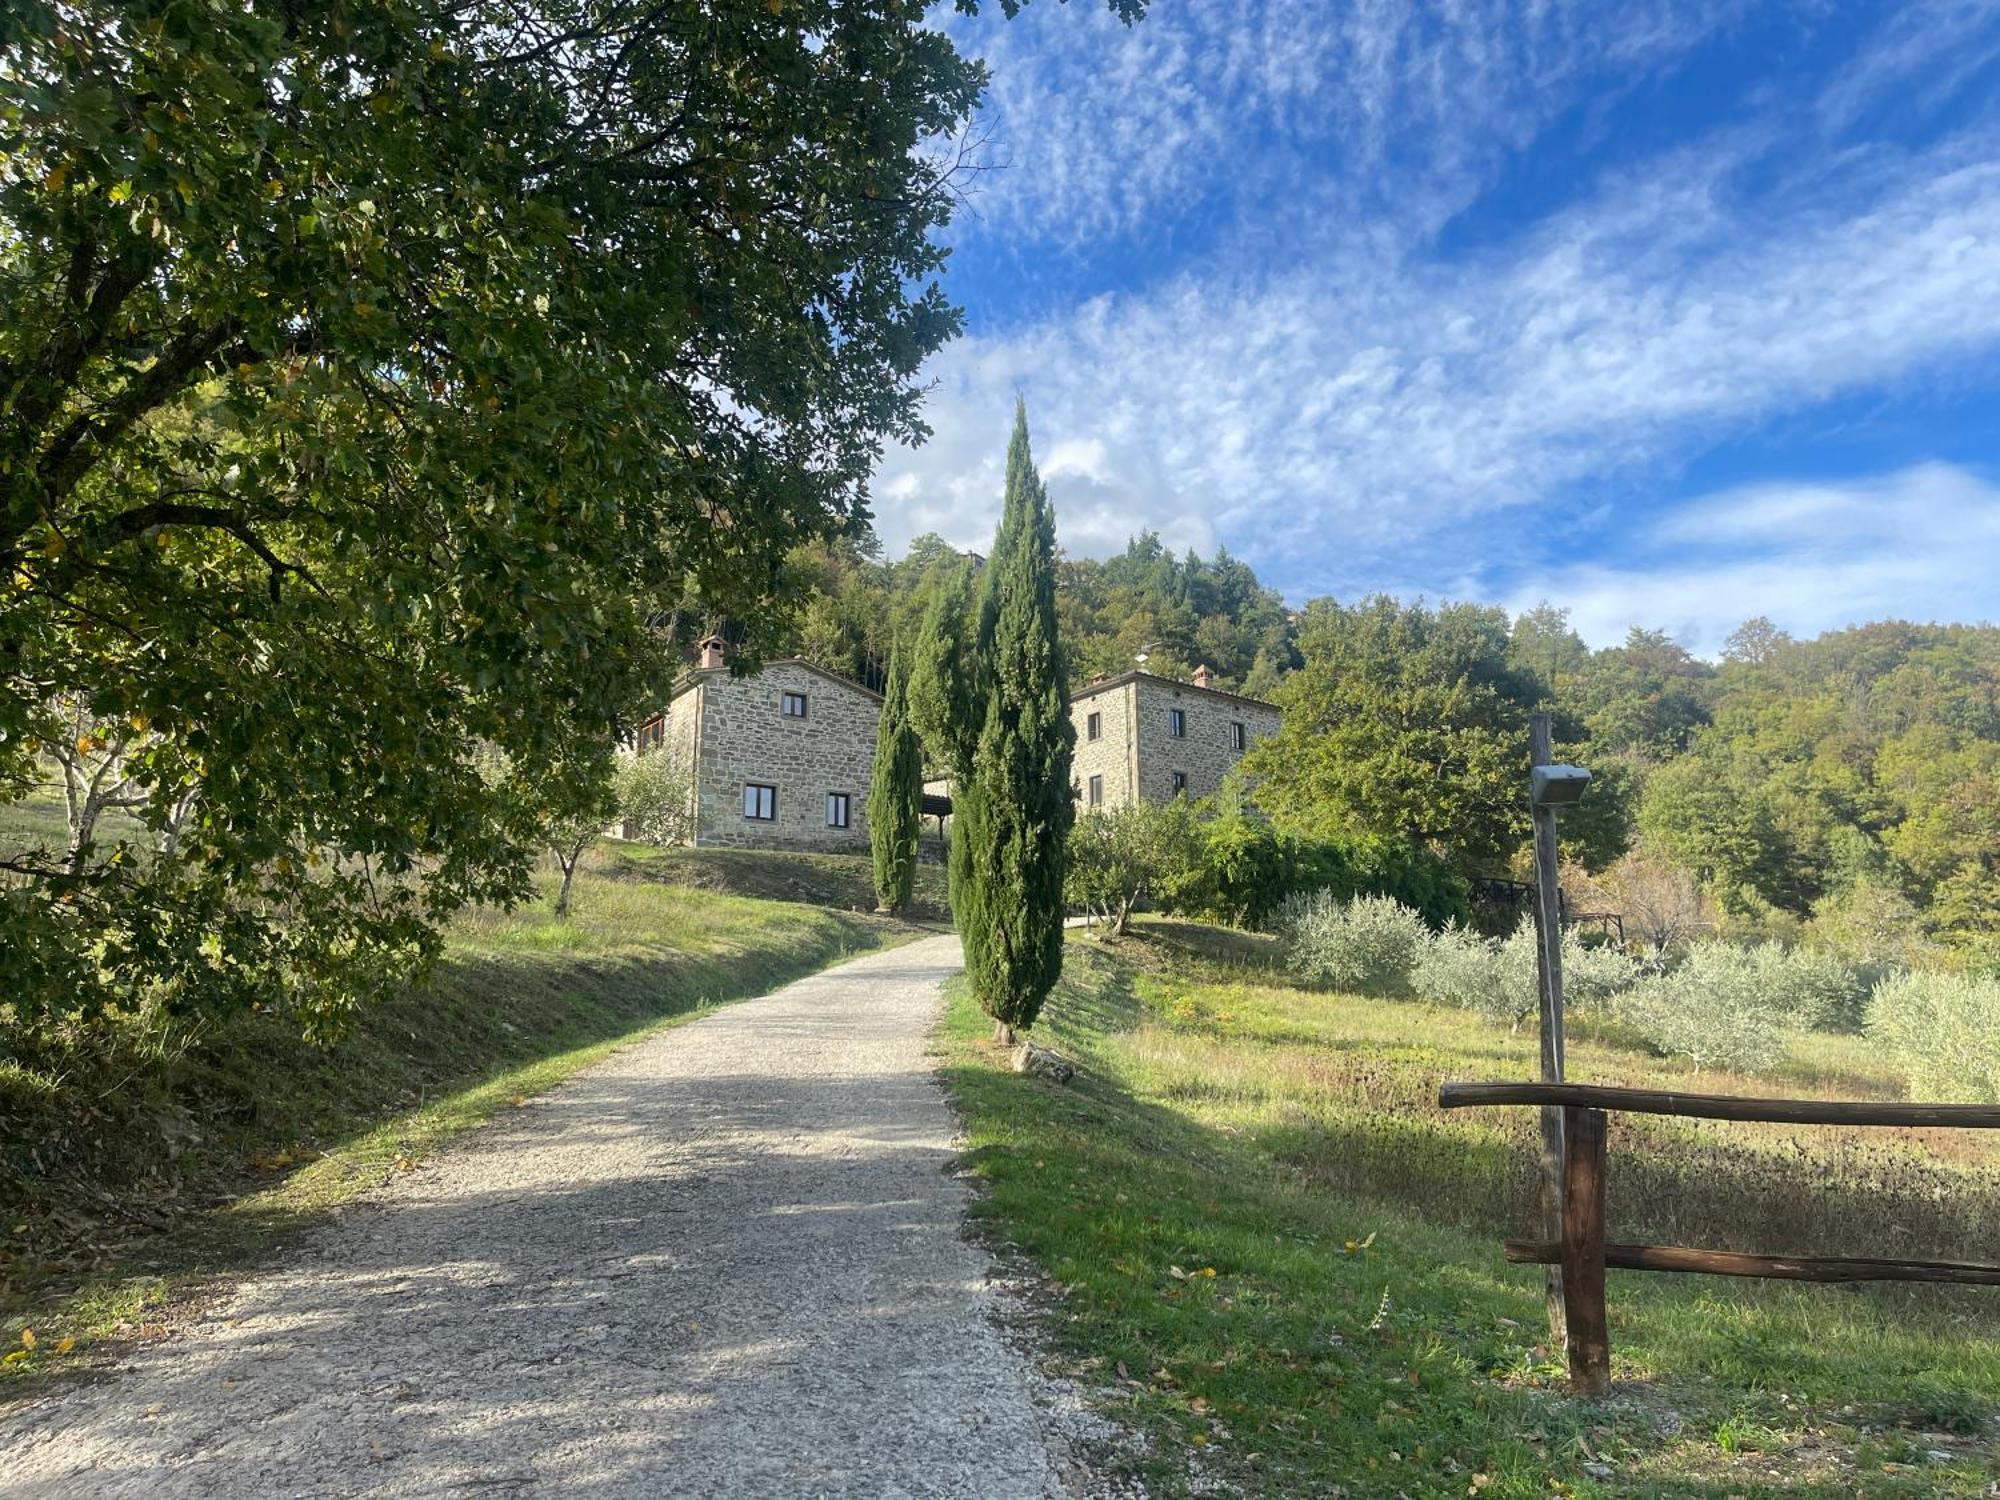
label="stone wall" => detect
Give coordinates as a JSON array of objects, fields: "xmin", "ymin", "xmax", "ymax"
[
  {"xmin": 1068, "ymin": 680, "xmax": 1140, "ymax": 809},
  {"xmin": 688, "ymin": 661, "xmax": 880, "ymax": 853},
  {"xmin": 1068, "ymin": 673, "xmax": 1280, "ymax": 809},
  {"xmin": 1131, "ymin": 676, "xmax": 1281, "ymax": 803}
]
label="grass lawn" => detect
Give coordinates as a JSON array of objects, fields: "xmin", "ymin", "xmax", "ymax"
[
  {"xmin": 940, "ymin": 922, "xmax": 2000, "ymax": 1498},
  {"xmin": 601, "ymin": 838, "xmax": 952, "ymax": 920},
  {"xmin": 2, "ymin": 849, "xmax": 925, "ymax": 1386}
]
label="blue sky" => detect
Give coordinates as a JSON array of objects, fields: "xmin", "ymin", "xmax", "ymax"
[{"xmin": 868, "ymin": 0, "xmax": 2000, "ymax": 653}]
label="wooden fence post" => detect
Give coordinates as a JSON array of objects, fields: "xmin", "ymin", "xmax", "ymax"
[
  {"xmin": 1560, "ymin": 1104, "xmax": 1610, "ymax": 1396},
  {"xmin": 1530, "ymin": 712, "xmax": 1568, "ymax": 1349}
]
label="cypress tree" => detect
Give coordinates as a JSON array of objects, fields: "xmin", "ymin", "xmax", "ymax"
[
  {"xmin": 958, "ymin": 400, "xmax": 1075, "ymax": 1043},
  {"xmin": 867, "ymin": 645, "xmax": 924, "ymax": 915},
  {"xmin": 907, "ymin": 559, "xmax": 982, "ymax": 779},
  {"xmin": 907, "ymin": 559, "xmax": 985, "ymax": 919}
]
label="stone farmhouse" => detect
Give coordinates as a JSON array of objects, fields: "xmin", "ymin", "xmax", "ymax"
[
  {"xmin": 1069, "ymin": 667, "xmax": 1282, "ymax": 811},
  {"xmin": 630, "ymin": 643, "xmax": 1282, "ymax": 852},
  {"xmin": 630, "ymin": 637, "xmax": 881, "ymax": 854}
]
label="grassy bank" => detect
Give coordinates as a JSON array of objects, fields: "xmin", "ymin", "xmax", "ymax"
[
  {"xmin": 3, "ymin": 854, "xmax": 920, "ymax": 1382},
  {"xmin": 601, "ymin": 839, "xmax": 952, "ymax": 920},
  {"xmin": 940, "ymin": 923, "xmax": 2000, "ymax": 1498}
]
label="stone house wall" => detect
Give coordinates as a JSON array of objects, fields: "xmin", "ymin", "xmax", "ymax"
[
  {"xmin": 1068, "ymin": 680, "xmax": 1141, "ymax": 809},
  {"xmin": 685, "ymin": 660, "xmax": 880, "ymax": 853},
  {"xmin": 1069, "ymin": 672, "xmax": 1281, "ymax": 809}
]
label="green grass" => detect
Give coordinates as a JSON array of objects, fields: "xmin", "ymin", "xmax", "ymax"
[
  {"xmin": 2, "ymin": 857, "xmax": 922, "ymax": 1384},
  {"xmin": 939, "ymin": 922, "xmax": 2000, "ymax": 1498},
  {"xmin": 599, "ymin": 838, "xmax": 952, "ymax": 920}
]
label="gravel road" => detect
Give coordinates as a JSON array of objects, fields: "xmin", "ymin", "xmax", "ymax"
[{"xmin": 2, "ymin": 933, "xmax": 1125, "ymax": 1498}]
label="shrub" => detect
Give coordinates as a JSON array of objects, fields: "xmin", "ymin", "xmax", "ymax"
[
  {"xmin": 1616, "ymin": 942, "xmax": 1787, "ymax": 1072},
  {"xmin": 1411, "ymin": 922, "xmax": 1518, "ymax": 1024},
  {"xmin": 1868, "ymin": 970, "xmax": 2000, "ymax": 1104},
  {"xmin": 1142, "ymin": 796, "xmax": 1216, "ymax": 916},
  {"xmin": 1409, "ymin": 917, "xmax": 1636, "ymax": 1030},
  {"xmin": 1747, "ymin": 942, "xmax": 1868, "ymax": 1033},
  {"xmin": 616, "ymin": 747, "xmax": 695, "ymax": 846},
  {"xmin": 1197, "ymin": 813, "xmax": 1470, "ymax": 931},
  {"xmin": 1562, "ymin": 927, "xmax": 1640, "ymax": 1011},
  {"xmin": 1278, "ymin": 892, "xmax": 1428, "ymax": 993}
]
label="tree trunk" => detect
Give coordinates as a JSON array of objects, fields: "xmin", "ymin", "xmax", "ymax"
[
  {"xmin": 993, "ymin": 1018, "xmax": 1016, "ymax": 1046},
  {"xmin": 554, "ymin": 853, "xmax": 579, "ymax": 917}
]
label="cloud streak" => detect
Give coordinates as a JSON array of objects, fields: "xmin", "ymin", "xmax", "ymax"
[
  {"xmin": 1510, "ymin": 463, "xmax": 2000, "ymax": 653},
  {"xmin": 877, "ymin": 3, "xmax": 2000, "ymax": 649}
]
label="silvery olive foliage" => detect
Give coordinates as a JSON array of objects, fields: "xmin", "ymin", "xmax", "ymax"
[
  {"xmin": 1868, "ymin": 970, "xmax": 2000, "ymax": 1104},
  {"xmin": 1278, "ymin": 892, "xmax": 1430, "ymax": 993}
]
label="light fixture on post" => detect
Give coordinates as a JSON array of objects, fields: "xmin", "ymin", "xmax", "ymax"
[
  {"xmin": 1531, "ymin": 764, "xmax": 1592, "ymax": 808},
  {"xmin": 1527, "ymin": 715, "xmax": 1594, "ymax": 1362}
]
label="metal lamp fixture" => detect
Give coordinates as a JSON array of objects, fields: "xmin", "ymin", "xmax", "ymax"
[{"xmin": 1531, "ymin": 764, "xmax": 1592, "ymax": 808}]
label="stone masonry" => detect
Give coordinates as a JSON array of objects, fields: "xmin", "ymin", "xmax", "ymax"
[
  {"xmin": 1069, "ymin": 671, "xmax": 1281, "ymax": 810},
  {"xmin": 636, "ymin": 659, "xmax": 1279, "ymax": 854},
  {"xmin": 652, "ymin": 659, "xmax": 881, "ymax": 854}
]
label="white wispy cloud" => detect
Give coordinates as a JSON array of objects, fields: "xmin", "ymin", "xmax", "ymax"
[
  {"xmin": 877, "ymin": 133, "xmax": 2000, "ymax": 572},
  {"xmin": 874, "ymin": 4, "xmax": 2000, "ymax": 649},
  {"xmin": 1507, "ymin": 463, "xmax": 2000, "ymax": 653},
  {"xmin": 950, "ymin": 0, "xmax": 1750, "ymax": 247}
]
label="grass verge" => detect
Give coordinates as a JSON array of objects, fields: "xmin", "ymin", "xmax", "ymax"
[
  {"xmin": 2, "ymin": 861, "xmax": 920, "ymax": 1388},
  {"xmin": 939, "ymin": 923, "xmax": 2000, "ymax": 1498}
]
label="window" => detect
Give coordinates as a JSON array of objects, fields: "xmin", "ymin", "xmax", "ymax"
[
  {"xmin": 1087, "ymin": 774, "xmax": 1104, "ymax": 807},
  {"xmin": 825, "ymin": 792, "xmax": 851, "ymax": 829},
  {"xmin": 1231, "ymin": 720, "xmax": 1247, "ymax": 751},
  {"xmin": 781, "ymin": 691, "xmax": 808, "ymax": 718},
  {"xmin": 743, "ymin": 783, "xmax": 776, "ymax": 820},
  {"xmin": 1171, "ymin": 771, "xmax": 1189, "ymax": 796},
  {"xmin": 1168, "ymin": 707, "xmax": 1187, "ymax": 738},
  {"xmin": 1086, "ymin": 711, "xmax": 1102, "ymax": 742}
]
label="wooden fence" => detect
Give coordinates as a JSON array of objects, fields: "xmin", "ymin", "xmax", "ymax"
[{"xmin": 1438, "ymin": 1080, "xmax": 2000, "ymax": 1395}]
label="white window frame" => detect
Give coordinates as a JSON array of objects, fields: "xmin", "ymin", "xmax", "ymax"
[
  {"xmin": 743, "ymin": 783, "xmax": 777, "ymax": 820},
  {"xmin": 1086, "ymin": 711, "xmax": 1102, "ymax": 742},
  {"xmin": 1168, "ymin": 707, "xmax": 1187, "ymax": 738},
  {"xmin": 781, "ymin": 691, "xmax": 809, "ymax": 718},
  {"xmin": 1231, "ymin": 720, "xmax": 1247, "ymax": 751},
  {"xmin": 1087, "ymin": 774, "xmax": 1103, "ymax": 807},
  {"xmin": 825, "ymin": 792, "xmax": 851, "ymax": 829}
]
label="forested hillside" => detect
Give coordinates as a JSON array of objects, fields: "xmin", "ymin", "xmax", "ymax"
[
  {"xmin": 754, "ymin": 532, "xmax": 1998, "ymax": 963},
  {"xmin": 753, "ymin": 531, "xmax": 1299, "ymax": 697}
]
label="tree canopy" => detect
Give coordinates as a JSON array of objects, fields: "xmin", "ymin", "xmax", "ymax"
[
  {"xmin": 1244, "ymin": 596, "xmax": 1546, "ymax": 870},
  {"xmin": 0, "ymin": 0, "xmax": 1096, "ymax": 1030}
]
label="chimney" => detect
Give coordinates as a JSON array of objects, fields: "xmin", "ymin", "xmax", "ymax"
[
  {"xmin": 697, "ymin": 633, "xmax": 727, "ymax": 670},
  {"xmin": 1192, "ymin": 664, "xmax": 1212, "ymax": 689}
]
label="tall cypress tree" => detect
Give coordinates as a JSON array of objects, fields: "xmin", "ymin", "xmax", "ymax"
[
  {"xmin": 959, "ymin": 401, "xmax": 1075, "ymax": 1043},
  {"xmin": 907, "ymin": 559, "xmax": 985, "ymax": 919},
  {"xmin": 867, "ymin": 645, "xmax": 924, "ymax": 915},
  {"xmin": 907, "ymin": 559, "xmax": 983, "ymax": 779}
]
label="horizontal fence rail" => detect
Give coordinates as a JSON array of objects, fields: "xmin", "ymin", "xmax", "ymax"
[
  {"xmin": 1438, "ymin": 1080, "xmax": 2000, "ymax": 1130},
  {"xmin": 1502, "ymin": 1240, "xmax": 2000, "ymax": 1287},
  {"xmin": 1442, "ymin": 1080, "xmax": 2000, "ymax": 1395}
]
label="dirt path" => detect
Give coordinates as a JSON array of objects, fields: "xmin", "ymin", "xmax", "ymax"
[{"xmin": 3, "ymin": 933, "xmax": 1119, "ymax": 1498}]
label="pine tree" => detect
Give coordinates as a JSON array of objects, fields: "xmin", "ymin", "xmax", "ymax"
[
  {"xmin": 958, "ymin": 401, "xmax": 1076, "ymax": 1043},
  {"xmin": 868, "ymin": 645, "xmax": 924, "ymax": 915}
]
